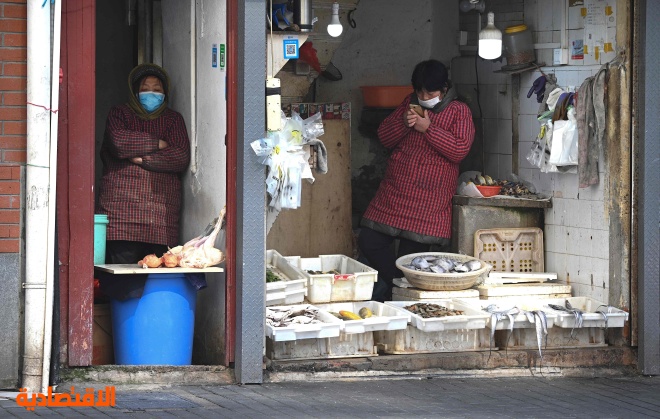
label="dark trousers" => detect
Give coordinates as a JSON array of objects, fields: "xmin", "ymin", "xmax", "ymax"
[
  {"xmin": 105, "ymin": 240, "xmax": 169, "ymax": 264},
  {"xmin": 358, "ymin": 227, "xmax": 432, "ymax": 302}
]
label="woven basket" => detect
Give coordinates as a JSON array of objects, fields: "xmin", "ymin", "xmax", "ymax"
[{"xmin": 396, "ymin": 252, "xmax": 491, "ymax": 291}]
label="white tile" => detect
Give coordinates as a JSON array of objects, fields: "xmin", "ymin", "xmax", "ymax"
[
  {"xmin": 554, "ymin": 224, "xmax": 567, "ymax": 253},
  {"xmin": 589, "ymin": 286, "xmax": 607, "ymax": 304},
  {"xmin": 552, "ymin": 198, "xmax": 564, "ymax": 225},
  {"xmin": 560, "ymin": 71, "xmax": 580, "ymax": 91},
  {"xmin": 537, "ymin": 0, "xmax": 553, "ymax": 31},
  {"xmin": 524, "ymin": 0, "xmax": 538, "ymax": 28},
  {"xmin": 579, "ymin": 256, "xmax": 594, "ymax": 279},
  {"xmin": 593, "ymin": 230, "xmax": 609, "ymax": 260},
  {"xmin": 537, "ymin": 49, "xmax": 553, "ymax": 66},
  {"xmin": 578, "ymin": 228, "xmax": 593, "ymax": 257},
  {"xmin": 566, "ymin": 254, "xmax": 581, "ymax": 279},
  {"xmin": 578, "ymin": 70, "xmax": 593, "ymax": 84},
  {"xmin": 590, "ymin": 201, "xmax": 607, "ymax": 230},
  {"xmin": 483, "ymin": 119, "xmax": 499, "ymax": 153},
  {"xmin": 577, "ymin": 200, "xmax": 592, "ymax": 229},
  {"xmin": 485, "ymin": 154, "xmax": 499, "ymax": 178},
  {"xmin": 498, "ymin": 120, "xmax": 513, "ymax": 154},
  {"xmin": 544, "ymin": 204, "xmax": 555, "ymax": 225},
  {"xmin": 498, "ymin": 154, "xmax": 513, "ymax": 179},
  {"xmin": 552, "ymin": 0, "xmax": 564, "ymax": 30},
  {"xmin": 537, "ymin": 30, "xmax": 553, "ymax": 44},
  {"xmin": 567, "ymin": 199, "xmax": 581, "ymax": 227},
  {"xmin": 481, "ymin": 85, "xmax": 498, "ymax": 118},
  {"xmin": 498, "ymin": 88, "xmax": 512, "ymax": 120},
  {"xmin": 552, "ymin": 30, "xmax": 561, "ymax": 43},
  {"xmin": 565, "ymin": 226, "xmax": 579, "ymax": 254}
]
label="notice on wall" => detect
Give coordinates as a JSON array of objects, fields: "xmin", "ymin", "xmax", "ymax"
[{"xmin": 583, "ymin": 0, "xmax": 615, "ymax": 62}]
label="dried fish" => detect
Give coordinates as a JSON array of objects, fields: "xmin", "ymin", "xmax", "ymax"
[
  {"xmin": 404, "ymin": 303, "xmax": 464, "ymax": 318},
  {"xmin": 547, "ymin": 300, "xmax": 583, "ymax": 339},
  {"xmin": 484, "ymin": 305, "xmax": 520, "ymax": 355}
]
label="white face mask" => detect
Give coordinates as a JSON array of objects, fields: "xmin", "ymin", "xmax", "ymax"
[{"xmin": 418, "ymin": 96, "xmax": 441, "ymax": 108}]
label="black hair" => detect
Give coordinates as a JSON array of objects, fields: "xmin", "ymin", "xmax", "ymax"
[{"xmin": 411, "ymin": 60, "xmax": 448, "ymax": 93}]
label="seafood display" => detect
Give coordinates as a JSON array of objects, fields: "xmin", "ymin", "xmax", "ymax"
[
  {"xmin": 467, "ymin": 174, "xmax": 535, "ymax": 197},
  {"xmin": 404, "ymin": 303, "xmax": 464, "ymax": 318},
  {"xmin": 401, "ymin": 255, "xmax": 482, "ymax": 274},
  {"xmin": 266, "ymin": 306, "xmax": 325, "ymax": 327},
  {"xmin": 483, "ymin": 304, "xmax": 549, "ymax": 360},
  {"xmin": 330, "ymin": 307, "xmax": 374, "ymax": 321},
  {"xmin": 306, "ymin": 269, "xmax": 340, "ymax": 275},
  {"xmin": 547, "ymin": 300, "xmax": 583, "ymax": 339}
]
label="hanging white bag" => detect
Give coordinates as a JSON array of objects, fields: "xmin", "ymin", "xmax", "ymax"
[{"xmin": 549, "ymin": 108, "xmax": 578, "ymax": 166}]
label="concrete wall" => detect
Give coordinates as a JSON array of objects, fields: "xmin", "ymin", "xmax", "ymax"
[{"xmin": 162, "ymin": 0, "xmax": 228, "ymax": 365}]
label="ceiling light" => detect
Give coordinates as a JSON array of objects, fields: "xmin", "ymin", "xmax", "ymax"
[
  {"xmin": 459, "ymin": 0, "xmax": 486, "ymax": 14},
  {"xmin": 327, "ymin": 2, "xmax": 343, "ymax": 37},
  {"xmin": 478, "ymin": 12, "xmax": 502, "ymax": 59}
]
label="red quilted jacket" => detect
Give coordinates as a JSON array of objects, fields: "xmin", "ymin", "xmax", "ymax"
[{"xmin": 362, "ymin": 95, "xmax": 475, "ymax": 239}]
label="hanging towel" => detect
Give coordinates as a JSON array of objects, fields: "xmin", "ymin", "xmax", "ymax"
[{"xmin": 577, "ymin": 76, "xmax": 596, "ymax": 186}]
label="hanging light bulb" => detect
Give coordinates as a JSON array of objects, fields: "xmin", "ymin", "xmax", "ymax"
[
  {"xmin": 478, "ymin": 12, "xmax": 502, "ymax": 59},
  {"xmin": 327, "ymin": 2, "xmax": 343, "ymax": 37}
]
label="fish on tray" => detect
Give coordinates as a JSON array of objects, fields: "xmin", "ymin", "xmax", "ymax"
[{"xmin": 402, "ymin": 255, "xmax": 481, "ymax": 274}]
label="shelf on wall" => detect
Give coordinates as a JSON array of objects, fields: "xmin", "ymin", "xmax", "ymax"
[{"xmin": 494, "ymin": 62, "xmax": 546, "ymax": 75}]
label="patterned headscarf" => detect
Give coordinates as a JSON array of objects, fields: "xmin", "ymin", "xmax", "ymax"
[{"xmin": 127, "ymin": 63, "xmax": 170, "ymax": 120}]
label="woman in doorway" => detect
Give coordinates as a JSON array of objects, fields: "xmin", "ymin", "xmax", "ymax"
[
  {"xmin": 97, "ymin": 63, "xmax": 191, "ymax": 265},
  {"xmin": 358, "ymin": 59, "xmax": 475, "ymax": 302}
]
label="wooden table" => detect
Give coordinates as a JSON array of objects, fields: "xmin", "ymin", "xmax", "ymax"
[{"xmin": 94, "ymin": 264, "xmax": 224, "ymax": 275}]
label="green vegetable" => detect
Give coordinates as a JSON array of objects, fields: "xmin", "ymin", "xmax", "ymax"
[{"xmin": 266, "ymin": 269, "xmax": 282, "ymax": 283}]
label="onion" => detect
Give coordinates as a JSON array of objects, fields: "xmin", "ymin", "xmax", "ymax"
[
  {"xmin": 162, "ymin": 252, "xmax": 180, "ymax": 268},
  {"xmin": 138, "ymin": 254, "xmax": 162, "ymax": 268}
]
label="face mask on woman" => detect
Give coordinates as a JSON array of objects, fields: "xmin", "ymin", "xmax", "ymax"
[
  {"xmin": 139, "ymin": 92, "xmax": 165, "ymax": 113},
  {"xmin": 418, "ymin": 96, "xmax": 440, "ymax": 109}
]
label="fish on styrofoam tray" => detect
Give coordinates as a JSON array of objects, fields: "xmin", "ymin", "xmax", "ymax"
[
  {"xmin": 266, "ymin": 304, "xmax": 342, "ymax": 342},
  {"xmin": 384, "ymin": 300, "xmax": 489, "ymax": 333},
  {"xmin": 315, "ymin": 301, "xmax": 410, "ymax": 334}
]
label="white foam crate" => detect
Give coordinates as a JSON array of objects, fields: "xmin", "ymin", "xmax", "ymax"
[
  {"xmin": 496, "ymin": 325, "xmax": 607, "ymax": 350},
  {"xmin": 464, "ymin": 300, "xmax": 559, "ymax": 330},
  {"xmin": 284, "ymin": 254, "xmax": 377, "ymax": 303},
  {"xmin": 266, "ymin": 304, "xmax": 343, "ymax": 342},
  {"xmin": 392, "ymin": 286, "xmax": 480, "ymax": 301},
  {"xmin": 542, "ymin": 297, "xmax": 629, "ymax": 328},
  {"xmin": 315, "ymin": 301, "xmax": 410, "ymax": 334},
  {"xmin": 266, "ymin": 249, "xmax": 307, "ymax": 305},
  {"xmin": 266, "ymin": 288, "xmax": 307, "ymax": 307},
  {"xmin": 266, "ymin": 331, "xmax": 377, "ymax": 360},
  {"xmin": 384, "ymin": 300, "xmax": 490, "ymax": 332},
  {"xmin": 374, "ymin": 326, "xmax": 492, "ymax": 354}
]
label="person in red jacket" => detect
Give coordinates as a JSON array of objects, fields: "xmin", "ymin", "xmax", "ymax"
[
  {"xmin": 97, "ymin": 63, "xmax": 191, "ymax": 264},
  {"xmin": 358, "ymin": 60, "xmax": 475, "ymax": 302}
]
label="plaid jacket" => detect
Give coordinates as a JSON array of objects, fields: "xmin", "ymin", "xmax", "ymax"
[
  {"xmin": 362, "ymin": 96, "xmax": 475, "ymax": 239},
  {"xmin": 97, "ymin": 105, "xmax": 191, "ymax": 246}
]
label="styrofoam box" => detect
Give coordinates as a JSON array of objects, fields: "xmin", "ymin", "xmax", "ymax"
[
  {"xmin": 496, "ymin": 325, "xmax": 607, "ymax": 351},
  {"xmin": 266, "ymin": 331, "xmax": 377, "ymax": 360},
  {"xmin": 266, "ymin": 288, "xmax": 307, "ymax": 307},
  {"xmin": 284, "ymin": 254, "xmax": 377, "ymax": 303},
  {"xmin": 266, "ymin": 304, "xmax": 343, "ymax": 342},
  {"xmin": 266, "ymin": 249, "xmax": 307, "ymax": 294},
  {"xmin": 463, "ymin": 299, "xmax": 558, "ymax": 330},
  {"xmin": 374, "ymin": 326, "xmax": 492, "ymax": 354},
  {"xmin": 315, "ymin": 301, "xmax": 410, "ymax": 334},
  {"xmin": 542, "ymin": 297, "xmax": 629, "ymax": 328},
  {"xmin": 384, "ymin": 300, "xmax": 490, "ymax": 332},
  {"xmin": 392, "ymin": 286, "xmax": 481, "ymax": 301}
]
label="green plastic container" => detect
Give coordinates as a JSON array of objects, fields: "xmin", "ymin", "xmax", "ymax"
[{"xmin": 94, "ymin": 214, "xmax": 109, "ymax": 265}]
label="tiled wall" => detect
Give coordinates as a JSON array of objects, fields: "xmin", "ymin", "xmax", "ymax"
[
  {"xmin": 519, "ymin": 66, "xmax": 609, "ymax": 302},
  {"xmin": 456, "ymin": 0, "xmax": 617, "ymax": 303}
]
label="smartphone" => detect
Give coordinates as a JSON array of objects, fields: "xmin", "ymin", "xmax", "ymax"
[{"xmin": 409, "ymin": 104, "xmax": 424, "ymax": 117}]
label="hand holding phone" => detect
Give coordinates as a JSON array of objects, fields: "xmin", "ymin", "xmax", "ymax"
[{"xmin": 409, "ymin": 104, "xmax": 424, "ymax": 117}]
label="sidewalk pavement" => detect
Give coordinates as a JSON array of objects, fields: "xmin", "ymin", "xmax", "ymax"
[{"xmin": 1, "ymin": 375, "xmax": 659, "ymax": 418}]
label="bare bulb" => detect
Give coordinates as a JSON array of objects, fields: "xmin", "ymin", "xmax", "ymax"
[{"xmin": 327, "ymin": 2, "xmax": 343, "ymax": 37}]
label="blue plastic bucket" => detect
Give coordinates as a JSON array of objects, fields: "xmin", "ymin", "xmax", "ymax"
[
  {"xmin": 94, "ymin": 214, "xmax": 109, "ymax": 265},
  {"xmin": 111, "ymin": 274, "xmax": 196, "ymax": 365}
]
